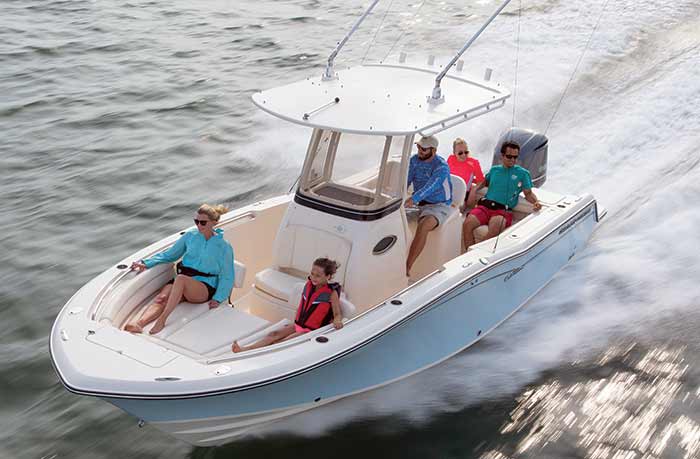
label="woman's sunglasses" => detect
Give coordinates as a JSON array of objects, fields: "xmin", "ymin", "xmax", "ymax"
[
  {"xmin": 456, "ymin": 151, "xmax": 469, "ymax": 156},
  {"xmin": 194, "ymin": 219, "xmax": 210, "ymax": 226}
]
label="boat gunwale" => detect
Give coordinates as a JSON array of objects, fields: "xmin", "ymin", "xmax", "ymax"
[{"xmin": 50, "ymin": 198, "xmax": 599, "ymax": 400}]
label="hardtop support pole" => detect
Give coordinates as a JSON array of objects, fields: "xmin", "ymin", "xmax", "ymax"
[
  {"xmin": 323, "ymin": 0, "xmax": 381, "ymax": 81},
  {"xmin": 428, "ymin": 0, "xmax": 513, "ymax": 104}
]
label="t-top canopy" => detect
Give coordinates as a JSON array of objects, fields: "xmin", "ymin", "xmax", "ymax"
[{"xmin": 252, "ymin": 64, "xmax": 510, "ymax": 137}]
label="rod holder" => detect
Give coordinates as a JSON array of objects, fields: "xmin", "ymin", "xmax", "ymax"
[
  {"xmin": 484, "ymin": 68, "xmax": 493, "ymax": 81},
  {"xmin": 456, "ymin": 60, "xmax": 464, "ymax": 72},
  {"xmin": 399, "ymin": 52, "xmax": 407, "ymax": 63}
]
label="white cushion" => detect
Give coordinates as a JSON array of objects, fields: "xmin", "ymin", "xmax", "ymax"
[
  {"xmin": 340, "ymin": 296, "xmax": 356, "ymax": 319},
  {"xmin": 287, "ymin": 281, "xmax": 306, "ymax": 310},
  {"xmin": 141, "ymin": 302, "xmax": 210, "ymax": 338},
  {"xmin": 273, "ymin": 225, "xmax": 351, "ymax": 285},
  {"xmin": 166, "ymin": 306, "xmax": 269, "ymax": 354},
  {"xmin": 255, "ymin": 268, "xmax": 305, "ymax": 301},
  {"xmin": 233, "ymin": 260, "xmax": 246, "ymax": 288},
  {"xmin": 451, "ymin": 174, "xmax": 467, "ymax": 206}
]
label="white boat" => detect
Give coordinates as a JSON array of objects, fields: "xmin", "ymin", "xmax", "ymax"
[{"xmin": 50, "ymin": 0, "xmax": 605, "ymax": 447}]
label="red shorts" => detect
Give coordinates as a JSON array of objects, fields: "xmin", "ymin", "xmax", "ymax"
[{"xmin": 469, "ymin": 205, "xmax": 513, "ymax": 228}]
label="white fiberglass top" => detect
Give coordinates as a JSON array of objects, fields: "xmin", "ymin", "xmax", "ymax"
[{"xmin": 252, "ymin": 64, "xmax": 510, "ymax": 136}]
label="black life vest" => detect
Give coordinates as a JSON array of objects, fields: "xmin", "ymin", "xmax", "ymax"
[{"xmin": 295, "ymin": 280, "xmax": 340, "ymax": 330}]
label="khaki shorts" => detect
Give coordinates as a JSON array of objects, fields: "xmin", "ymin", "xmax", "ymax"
[{"xmin": 418, "ymin": 203, "xmax": 451, "ymax": 227}]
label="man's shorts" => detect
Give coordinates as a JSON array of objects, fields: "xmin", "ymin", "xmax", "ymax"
[
  {"xmin": 418, "ymin": 203, "xmax": 452, "ymax": 227},
  {"xmin": 469, "ymin": 205, "xmax": 513, "ymax": 228}
]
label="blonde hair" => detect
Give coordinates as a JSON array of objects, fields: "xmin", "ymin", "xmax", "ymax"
[
  {"xmin": 453, "ymin": 137, "xmax": 468, "ymax": 153},
  {"xmin": 197, "ymin": 203, "xmax": 229, "ymax": 222}
]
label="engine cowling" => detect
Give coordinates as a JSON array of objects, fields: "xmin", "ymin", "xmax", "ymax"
[{"xmin": 491, "ymin": 127, "xmax": 548, "ymax": 187}]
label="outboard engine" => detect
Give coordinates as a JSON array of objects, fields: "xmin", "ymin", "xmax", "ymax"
[{"xmin": 491, "ymin": 128, "xmax": 548, "ymax": 187}]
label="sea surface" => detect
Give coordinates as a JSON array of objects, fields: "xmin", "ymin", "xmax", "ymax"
[{"xmin": 2, "ymin": 0, "xmax": 700, "ymax": 457}]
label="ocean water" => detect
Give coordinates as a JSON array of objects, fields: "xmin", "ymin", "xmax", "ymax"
[{"xmin": 2, "ymin": 0, "xmax": 700, "ymax": 457}]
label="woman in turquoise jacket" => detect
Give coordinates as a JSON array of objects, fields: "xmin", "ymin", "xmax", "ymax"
[{"xmin": 124, "ymin": 204, "xmax": 235, "ymax": 335}]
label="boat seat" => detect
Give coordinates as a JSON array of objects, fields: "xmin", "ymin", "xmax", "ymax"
[
  {"xmin": 140, "ymin": 302, "xmax": 210, "ymax": 338},
  {"xmin": 166, "ymin": 306, "xmax": 269, "ymax": 355},
  {"xmin": 255, "ymin": 224, "xmax": 352, "ymax": 302},
  {"xmin": 273, "ymin": 224, "xmax": 351, "ymax": 285},
  {"xmin": 451, "ymin": 174, "xmax": 467, "ymax": 207},
  {"xmin": 254, "ymin": 268, "xmax": 305, "ymax": 301},
  {"xmin": 233, "ymin": 260, "xmax": 247, "ymax": 288},
  {"xmin": 407, "ymin": 175, "xmax": 465, "ymax": 280}
]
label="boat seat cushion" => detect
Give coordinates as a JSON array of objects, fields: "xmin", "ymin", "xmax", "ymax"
[
  {"xmin": 254, "ymin": 268, "xmax": 305, "ymax": 301},
  {"xmin": 166, "ymin": 306, "xmax": 269, "ymax": 355},
  {"xmin": 139, "ymin": 302, "xmax": 210, "ymax": 338},
  {"xmin": 451, "ymin": 174, "xmax": 467, "ymax": 206},
  {"xmin": 233, "ymin": 260, "xmax": 247, "ymax": 288},
  {"xmin": 273, "ymin": 224, "xmax": 351, "ymax": 285}
]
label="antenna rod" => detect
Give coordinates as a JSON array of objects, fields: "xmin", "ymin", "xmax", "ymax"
[
  {"xmin": 429, "ymin": 0, "xmax": 513, "ymax": 103},
  {"xmin": 323, "ymin": 0, "xmax": 381, "ymax": 80}
]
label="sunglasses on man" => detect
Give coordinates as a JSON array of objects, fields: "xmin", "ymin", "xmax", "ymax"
[{"xmin": 503, "ymin": 154, "xmax": 519, "ymax": 160}]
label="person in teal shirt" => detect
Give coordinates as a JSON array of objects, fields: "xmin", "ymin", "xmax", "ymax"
[
  {"xmin": 124, "ymin": 204, "xmax": 235, "ymax": 335},
  {"xmin": 462, "ymin": 141, "xmax": 542, "ymax": 249}
]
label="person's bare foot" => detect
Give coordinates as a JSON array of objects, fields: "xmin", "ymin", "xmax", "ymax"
[
  {"xmin": 231, "ymin": 341, "xmax": 242, "ymax": 353},
  {"xmin": 149, "ymin": 320, "xmax": 165, "ymax": 335},
  {"xmin": 124, "ymin": 323, "xmax": 143, "ymax": 333}
]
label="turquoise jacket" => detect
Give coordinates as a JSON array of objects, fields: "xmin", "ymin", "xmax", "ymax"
[{"xmin": 143, "ymin": 228, "xmax": 235, "ymax": 303}]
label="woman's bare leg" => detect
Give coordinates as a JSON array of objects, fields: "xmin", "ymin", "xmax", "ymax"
[
  {"xmin": 124, "ymin": 284, "xmax": 173, "ymax": 333},
  {"xmin": 150, "ymin": 275, "xmax": 208, "ymax": 335},
  {"xmin": 232, "ymin": 324, "xmax": 295, "ymax": 353}
]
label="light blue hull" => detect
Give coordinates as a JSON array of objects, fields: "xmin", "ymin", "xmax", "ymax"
[{"xmin": 109, "ymin": 202, "xmax": 598, "ymax": 445}]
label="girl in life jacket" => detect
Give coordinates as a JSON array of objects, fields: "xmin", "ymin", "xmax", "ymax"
[{"xmin": 232, "ymin": 258, "xmax": 343, "ymax": 353}]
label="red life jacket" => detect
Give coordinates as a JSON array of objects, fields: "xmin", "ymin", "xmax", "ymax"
[{"xmin": 295, "ymin": 280, "xmax": 339, "ymax": 330}]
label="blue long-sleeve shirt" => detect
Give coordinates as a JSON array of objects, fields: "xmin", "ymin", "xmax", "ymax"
[
  {"xmin": 143, "ymin": 228, "xmax": 235, "ymax": 303},
  {"xmin": 407, "ymin": 154, "xmax": 453, "ymax": 205}
]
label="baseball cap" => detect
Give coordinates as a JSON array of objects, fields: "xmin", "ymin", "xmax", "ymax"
[{"xmin": 416, "ymin": 135, "xmax": 439, "ymax": 149}]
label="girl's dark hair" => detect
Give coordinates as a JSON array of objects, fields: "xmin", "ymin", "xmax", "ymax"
[
  {"xmin": 313, "ymin": 257, "xmax": 339, "ymax": 276},
  {"xmin": 500, "ymin": 141, "xmax": 520, "ymax": 154}
]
